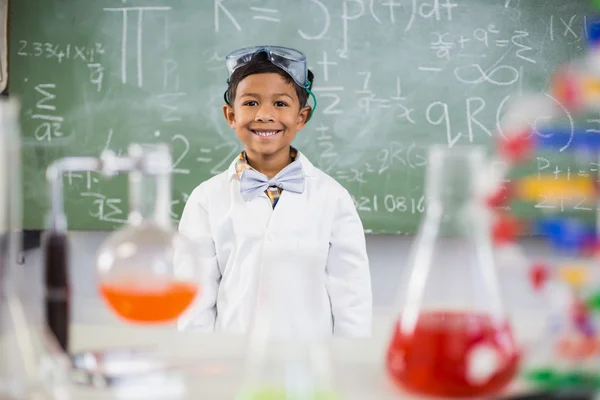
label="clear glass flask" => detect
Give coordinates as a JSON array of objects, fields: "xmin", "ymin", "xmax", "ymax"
[
  {"xmin": 0, "ymin": 98, "xmax": 71, "ymax": 399},
  {"xmin": 386, "ymin": 145, "xmax": 521, "ymax": 398},
  {"xmin": 237, "ymin": 246, "xmax": 338, "ymax": 400},
  {"xmin": 96, "ymin": 144, "xmax": 200, "ymax": 324}
]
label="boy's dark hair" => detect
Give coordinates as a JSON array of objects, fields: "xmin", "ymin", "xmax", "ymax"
[{"xmin": 225, "ymin": 51, "xmax": 314, "ymax": 108}]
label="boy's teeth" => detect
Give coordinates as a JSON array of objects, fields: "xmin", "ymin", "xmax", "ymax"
[{"xmin": 254, "ymin": 130, "xmax": 278, "ymax": 137}]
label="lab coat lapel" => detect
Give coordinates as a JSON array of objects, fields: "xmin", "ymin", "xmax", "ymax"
[
  {"xmin": 270, "ymin": 152, "xmax": 315, "ymax": 229},
  {"xmin": 229, "ymin": 175, "xmax": 273, "ymax": 239},
  {"xmin": 270, "ymin": 179, "xmax": 310, "ymax": 230}
]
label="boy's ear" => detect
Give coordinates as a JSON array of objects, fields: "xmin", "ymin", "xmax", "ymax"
[
  {"xmin": 222, "ymin": 104, "xmax": 236, "ymax": 128},
  {"xmin": 296, "ymin": 106, "xmax": 312, "ymax": 131}
]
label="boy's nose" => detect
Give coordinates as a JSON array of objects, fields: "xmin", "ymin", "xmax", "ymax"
[{"xmin": 255, "ymin": 105, "xmax": 275, "ymax": 122}]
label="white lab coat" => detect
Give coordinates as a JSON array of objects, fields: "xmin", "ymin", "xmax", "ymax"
[{"xmin": 177, "ymin": 152, "xmax": 372, "ymax": 337}]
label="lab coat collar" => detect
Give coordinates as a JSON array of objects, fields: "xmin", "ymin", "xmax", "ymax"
[{"xmin": 227, "ymin": 150, "xmax": 316, "ymax": 181}]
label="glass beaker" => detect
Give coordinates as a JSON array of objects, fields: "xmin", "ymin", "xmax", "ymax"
[
  {"xmin": 237, "ymin": 245, "xmax": 338, "ymax": 400},
  {"xmin": 0, "ymin": 98, "xmax": 71, "ymax": 399},
  {"xmin": 386, "ymin": 145, "xmax": 521, "ymax": 398},
  {"xmin": 96, "ymin": 144, "xmax": 200, "ymax": 324}
]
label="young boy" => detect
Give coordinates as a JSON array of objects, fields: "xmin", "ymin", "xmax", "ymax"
[{"xmin": 178, "ymin": 46, "xmax": 372, "ymax": 336}]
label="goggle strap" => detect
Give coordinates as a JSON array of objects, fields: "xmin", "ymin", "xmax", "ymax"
[{"xmin": 305, "ymin": 82, "xmax": 317, "ymax": 123}]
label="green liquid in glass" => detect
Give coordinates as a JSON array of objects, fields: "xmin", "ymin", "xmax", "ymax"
[{"xmin": 239, "ymin": 387, "xmax": 338, "ymax": 400}]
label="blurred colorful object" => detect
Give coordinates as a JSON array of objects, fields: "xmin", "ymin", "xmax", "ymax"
[{"xmin": 482, "ymin": 5, "xmax": 600, "ymax": 394}]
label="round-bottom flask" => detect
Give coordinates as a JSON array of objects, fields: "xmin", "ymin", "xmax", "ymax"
[{"xmin": 96, "ymin": 144, "xmax": 200, "ymax": 324}]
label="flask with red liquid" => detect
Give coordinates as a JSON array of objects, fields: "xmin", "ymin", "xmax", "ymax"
[
  {"xmin": 386, "ymin": 145, "xmax": 521, "ymax": 398},
  {"xmin": 96, "ymin": 144, "xmax": 200, "ymax": 324}
]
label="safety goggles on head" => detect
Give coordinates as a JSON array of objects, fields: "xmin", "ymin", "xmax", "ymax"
[
  {"xmin": 226, "ymin": 46, "xmax": 310, "ymax": 89},
  {"xmin": 224, "ymin": 45, "xmax": 317, "ymax": 121}
]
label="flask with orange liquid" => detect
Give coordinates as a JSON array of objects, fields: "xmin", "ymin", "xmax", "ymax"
[
  {"xmin": 386, "ymin": 145, "xmax": 521, "ymax": 398},
  {"xmin": 96, "ymin": 144, "xmax": 200, "ymax": 324}
]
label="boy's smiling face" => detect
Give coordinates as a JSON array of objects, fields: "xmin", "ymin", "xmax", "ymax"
[{"xmin": 223, "ymin": 72, "xmax": 311, "ymax": 165}]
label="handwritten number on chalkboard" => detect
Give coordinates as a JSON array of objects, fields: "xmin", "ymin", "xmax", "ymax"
[
  {"xmin": 17, "ymin": 40, "xmax": 28, "ymax": 56},
  {"xmin": 171, "ymin": 134, "xmax": 190, "ymax": 175},
  {"xmin": 210, "ymin": 142, "xmax": 239, "ymax": 176},
  {"xmin": 573, "ymin": 196, "xmax": 592, "ymax": 211},
  {"xmin": 33, "ymin": 42, "xmax": 43, "ymax": 57},
  {"xmin": 534, "ymin": 195, "xmax": 554, "ymax": 209},
  {"xmin": 504, "ymin": 0, "xmax": 521, "ymax": 21},
  {"xmin": 356, "ymin": 196, "xmax": 372, "ymax": 212},
  {"xmin": 321, "ymin": 93, "xmax": 342, "ymax": 114}
]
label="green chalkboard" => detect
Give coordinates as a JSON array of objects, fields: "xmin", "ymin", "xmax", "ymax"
[{"xmin": 9, "ymin": 0, "xmax": 599, "ymax": 233}]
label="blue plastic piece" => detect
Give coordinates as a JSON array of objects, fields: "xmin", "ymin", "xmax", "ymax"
[
  {"xmin": 533, "ymin": 217, "xmax": 596, "ymax": 254},
  {"xmin": 587, "ymin": 17, "xmax": 600, "ymax": 47},
  {"xmin": 534, "ymin": 129, "xmax": 600, "ymax": 151}
]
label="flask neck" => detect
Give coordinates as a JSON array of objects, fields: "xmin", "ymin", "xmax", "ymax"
[
  {"xmin": 127, "ymin": 171, "xmax": 171, "ymax": 228},
  {"xmin": 421, "ymin": 146, "xmax": 489, "ymax": 236},
  {"xmin": 426, "ymin": 146, "xmax": 483, "ymax": 204}
]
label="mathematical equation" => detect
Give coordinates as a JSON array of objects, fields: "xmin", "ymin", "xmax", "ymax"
[{"xmin": 530, "ymin": 155, "xmax": 600, "ymax": 213}]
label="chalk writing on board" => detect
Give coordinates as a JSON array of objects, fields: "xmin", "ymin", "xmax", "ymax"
[
  {"xmin": 427, "ymin": 27, "xmax": 539, "ymax": 64},
  {"xmin": 338, "ymin": 0, "xmax": 363, "ymax": 59},
  {"xmin": 317, "ymin": 51, "xmax": 337, "ymax": 83},
  {"xmin": 196, "ymin": 148, "xmax": 213, "ymax": 164},
  {"xmin": 209, "ymin": 141, "xmax": 240, "ymax": 176},
  {"xmin": 532, "ymin": 154, "xmax": 600, "ymax": 213},
  {"xmin": 298, "ymin": 0, "xmax": 330, "ymax": 40},
  {"xmin": 315, "ymin": 124, "xmax": 338, "ymax": 173},
  {"xmin": 351, "ymin": 193, "xmax": 427, "ymax": 214},
  {"xmin": 494, "ymin": 93, "xmax": 575, "ymax": 151},
  {"xmin": 170, "ymin": 192, "xmax": 190, "ymax": 221},
  {"xmin": 418, "ymin": 67, "xmax": 443, "ymax": 72},
  {"xmin": 32, "ymin": 83, "xmax": 64, "ymax": 142},
  {"xmin": 104, "ymin": 6, "xmax": 172, "ymax": 87},
  {"xmin": 454, "ymin": 64, "xmax": 520, "ymax": 86},
  {"xmin": 157, "ymin": 92, "xmax": 186, "ymax": 122},
  {"xmin": 430, "ymin": 32, "xmax": 454, "ymax": 60},
  {"xmin": 250, "ymin": 6, "xmax": 280, "ymax": 23},
  {"xmin": 171, "ymin": 134, "xmax": 191, "ymax": 175},
  {"xmin": 163, "ymin": 59, "xmax": 180, "ymax": 91},
  {"xmin": 80, "ymin": 192, "xmax": 127, "ymax": 224},
  {"xmin": 333, "ymin": 0, "xmax": 459, "ymax": 57},
  {"xmin": 214, "ymin": 0, "xmax": 242, "ymax": 33},
  {"xmin": 536, "ymin": 157, "xmax": 598, "ymax": 181},
  {"xmin": 66, "ymin": 170, "xmax": 99, "ymax": 190},
  {"xmin": 312, "ymin": 86, "xmax": 343, "ymax": 115},
  {"xmin": 88, "ymin": 64, "xmax": 104, "ymax": 92},
  {"xmin": 549, "ymin": 15, "xmax": 588, "ymax": 42},
  {"xmin": 377, "ymin": 142, "xmax": 427, "ymax": 173},
  {"xmin": 16, "ymin": 41, "xmax": 104, "ymax": 63}
]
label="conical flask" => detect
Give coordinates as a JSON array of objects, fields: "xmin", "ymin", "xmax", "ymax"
[
  {"xmin": 237, "ymin": 248, "xmax": 338, "ymax": 400},
  {"xmin": 386, "ymin": 145, "xmax": 521, "ymax": 398},
  {"xmin": 0, "ymin": 98, "xmax": 71, "ymax": 399}
]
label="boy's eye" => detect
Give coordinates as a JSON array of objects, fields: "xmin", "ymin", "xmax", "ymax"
[
  {"xmin": 243, "ymin": 101, "xmax": 258, "ymax": 106},
  {"xmin": 275, "ymin": 101, "xmax": 288, "ymax": 107}
]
